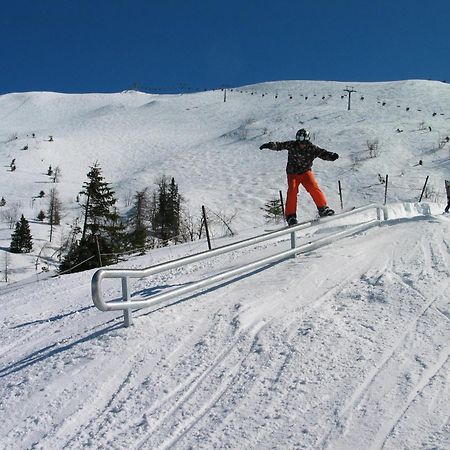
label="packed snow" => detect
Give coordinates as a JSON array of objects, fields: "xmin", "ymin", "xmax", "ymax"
[{"xmin": 0, "ymin": 80, "xmax": 449, "ymax": 449}]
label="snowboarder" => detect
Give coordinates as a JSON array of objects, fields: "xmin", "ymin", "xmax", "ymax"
[{"xmin": 260, "ymin": 129, "xmax": 339, "ymax": 225}]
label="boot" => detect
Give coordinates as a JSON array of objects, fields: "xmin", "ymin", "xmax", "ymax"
[
  {"xmin": 286, "ymin": 215, "xmax": 298, "ymax": 226},
  {"xmin": 318, "ymin": 206, "xmax": 335, "ymax": 217}
]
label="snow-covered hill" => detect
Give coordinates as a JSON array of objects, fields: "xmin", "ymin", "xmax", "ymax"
[
  {"xmin": 0, "ymin": 80, "xmax": 449, "ymax": 449},
  {"xmin": 1, "ymin": 80, "xmax": 450, "ymax": 279}
]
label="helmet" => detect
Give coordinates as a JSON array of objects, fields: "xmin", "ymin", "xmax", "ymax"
[{"xmin": 296, "ymin": 128, "xmax": 310, "ymax": 142}]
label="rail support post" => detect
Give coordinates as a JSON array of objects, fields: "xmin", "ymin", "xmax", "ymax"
[
  {"xmin": 122, "ymin": 277, "xmax": 133, "ymax": 327},
  {"xmin": 376, "ymin": 206, "xmax": 382, "ymax": 221},
  {"xmin": 290, "ymin": 231, "xmax": 296, "ymax": 257}
]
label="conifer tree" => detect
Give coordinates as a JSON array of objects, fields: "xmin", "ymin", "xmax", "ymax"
[
  {"xmin": 167, "ymin": 177, "xmax": 181, "ymax": 240},
  {"xmin": 152, "ymin": 176, "xmax": 182, "ymax": 244},
  {"xmin": 60, "ymin": 163, "xmax": 125, "ymax": 273},
  {"xmin": 128, "ymin": 188, "xmax": 150, "ymax": 249},
  {"xmin": 0, "ymin": 197, "xmax": 6, "ymax": 207},
  {"xmin": 262, "ymin": 198, "xmax": 284, "ymax": 221},
  {"xmin": 10, "ymin": 215, "xmax": 33, "ymax": 253},
  {"xmin": 21, "ymin": 216, "xmax": 33, "ymax": 253},
  {"xmin": 9, "ymin": 222, "xmax": 21, "ymax": 253},
  {"xmin": 152, "ymin": 176, "xmax": 169, "ymax": 243}
]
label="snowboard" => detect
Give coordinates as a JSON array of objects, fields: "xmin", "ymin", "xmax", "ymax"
[{"xmin": 264, "ymin": 206, "xmax": 356, "ymax": 233}]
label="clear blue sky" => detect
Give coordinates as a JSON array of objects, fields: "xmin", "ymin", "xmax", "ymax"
[{"xmin": 1, "ymin": 0, "xmax": 449, "ymax": 94}]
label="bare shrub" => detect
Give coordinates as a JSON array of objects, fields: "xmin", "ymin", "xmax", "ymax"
[
  {"xmin": 418, "ymin": 121, "xmax": 428, "ymax": 131},
  {"xmin": 438, "ymin": 135, "xmax": 450, "ymax": 150},
  {"xmin": 366, "ymin": 139, "xmax": 381, "ymax": 158},
  {"xmin": 5, "ymin": 133, "xmax": 18, "ymax": 143},
  {"xmin": 206, "ymin": 208, "xmax": 237, "ymax": 237},
  {"xmin": 179, "ymin": 208, "xmax": 204, "ymax": 242},
  {"xmin": 0, "ymin": 202, "xmax": 22, "ymax": 229},
  {"xmin": 423, "ymin": 185, "xmax": 444, "ymax": 203}
]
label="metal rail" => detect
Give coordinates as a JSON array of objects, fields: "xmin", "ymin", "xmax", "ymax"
[{"xmin": 92, "ymin": 204, "xmax": 384, "ymax": 326}]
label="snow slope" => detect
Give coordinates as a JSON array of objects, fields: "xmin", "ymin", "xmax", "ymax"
[
  {"xmin": 1, "ymin": 208, "xmax": 449, "ymax": 449},
  {"xmin": 0, "ymin": 80, "xmax": 450, "ymax": 449}
]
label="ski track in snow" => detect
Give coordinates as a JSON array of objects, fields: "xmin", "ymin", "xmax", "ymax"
[
  {"xmin": 1, "ymin": 218, "xmax": 449, "ymax": 449},
  {"xmin": 320, "ymin": 225, "xmax": 450, "ymax": 450}
]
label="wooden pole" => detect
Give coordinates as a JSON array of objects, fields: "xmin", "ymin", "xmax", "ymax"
[
  {"xmin": 338, "ymin": 180, "xmax": 344, "ymax": 210},
  {"xmin": 384, "ymin": 174, "xmax": 389, "ymax": 205},
  {"xmin": 4, "ymin": 253, "xmax": 8, "ymax": 283},
  {"xmin": 202, "ymin": 205, "xmax": 212, "ymax": 250},
  {"xmin": 279, "ymin": 190, "xmax": 285, "ymax": 218},
  {"xmin": 95, "ymin": 235, "xmax": 103, "ymax": 267},
  {"xmin": 418, "ymin": 175, "xmax": 429, "ymax": 202}
]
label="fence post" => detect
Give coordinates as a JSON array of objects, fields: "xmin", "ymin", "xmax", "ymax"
[
  {"xmin": 122, "ymin": 277, "xmax": 133, "ymax": 327},
  {"xmin": 418, "ymin": 175, "xmax": 429, "ymax": 202},
  {"xmin": 338, "ymin": 180, "xmax": 344, "ymax": 210},
  {"xmin": 279, "ymin": 190, "xmax": 285, "ymax": 218},
  {"xmin": 95, "ymin": 234, "xmax": 102, "ymax": 267},
  {"xmin": 384, "ymin": 174, "xmax": 389, "ymax": 205},
  {"xmin": 202, "ymin": 205, "xmax": 212, "ymax": 250}
]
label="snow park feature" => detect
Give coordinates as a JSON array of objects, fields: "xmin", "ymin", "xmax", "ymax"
[
  {"xmin": 0, "ymin": 80, "xmax": 450, "ymax": 449},
  {"xmin": 92, "ymin": 204, "xmax": 383, "ymax": 327}
]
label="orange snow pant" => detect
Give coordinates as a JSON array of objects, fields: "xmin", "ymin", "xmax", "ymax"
[{"xmin": 285, "ymin": 171, "xmax": 327, "ymax": 218}]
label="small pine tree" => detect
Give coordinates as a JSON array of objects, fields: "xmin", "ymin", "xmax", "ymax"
[
  {"xmin": 38, "ymin": 190, "xmax": 45, "ymax": 198},
  {"xmin": 37, "ymin": 210, "xmax": 46, "ymax": 221},
  {"xmin": 10, "ymin": 215, "xmax": 33, "ymax": 253},
  {"xmin": 262, "ymin": 198, "xmax": 284, "ymax": 221},
  {"xmin": 47, "ymin": 165, "xmax": 53, "ymax": 176},
  {"xmin": 0, "ymin": 197, "xmax": 6, "ymax": 207}
]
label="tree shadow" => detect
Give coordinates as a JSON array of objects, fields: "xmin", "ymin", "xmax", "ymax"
[
  {"xmin": 0, "ymin": 319, "xmax": 122, "ymax": 378},
  {"xmin": 11, "ymin": 305, "xmax": 95, "ymax": 329}
]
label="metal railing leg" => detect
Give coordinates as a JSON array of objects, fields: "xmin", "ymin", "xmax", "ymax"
[{"xmin": 122, "ymin": 277, "xmax": 133, "ymax": 327}]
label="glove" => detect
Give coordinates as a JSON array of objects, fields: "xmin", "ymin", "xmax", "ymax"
[
  {"xmin": 260, "ymin": 142, "xmax": 273, "ymax": 150},
  {"xmin": 330, "ymin": 153, "xmax": 339, "ymax": 161}
]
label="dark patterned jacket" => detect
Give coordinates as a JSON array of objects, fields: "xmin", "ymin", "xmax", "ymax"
[{"xmin": 263, "ymin": 140, "xmax": 338, "ymax": 174}]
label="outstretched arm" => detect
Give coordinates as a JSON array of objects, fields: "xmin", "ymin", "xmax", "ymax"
[
  {"xmin": 314, "ymin": 145, "xmax": 339, "ymax": 161},
  {"xmin": 259, "ymin": 141, "xmax": 295, "ymax": 151}
]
